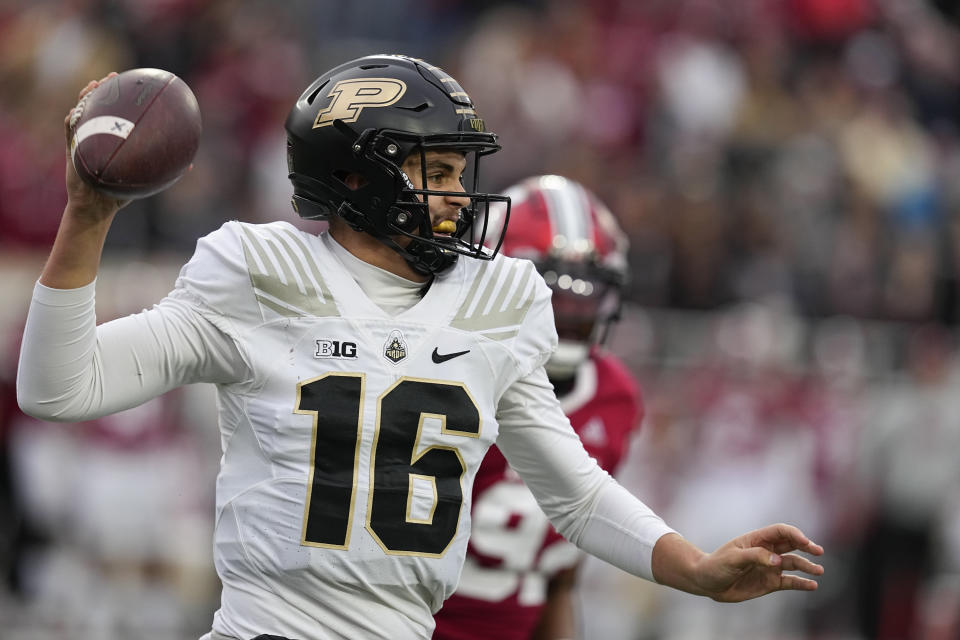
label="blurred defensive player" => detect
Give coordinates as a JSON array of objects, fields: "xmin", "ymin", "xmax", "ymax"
[{"xmin": 434, "ymin": 175, "xmax": 641, "ymax": 640}]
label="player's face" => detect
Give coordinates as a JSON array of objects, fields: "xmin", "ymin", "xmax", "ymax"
[{"xmin": 401, "ymin": 150, "xmax": 470, "ymax": 238}]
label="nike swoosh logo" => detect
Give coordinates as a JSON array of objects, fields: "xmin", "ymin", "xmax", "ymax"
[{"xmin": 432, "ymin": 347, "xmax": 470, "ymax": 364}]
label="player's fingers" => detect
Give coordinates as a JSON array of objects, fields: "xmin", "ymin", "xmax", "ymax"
[
  {"xmin": 76, "ymin": 79, "xmax": 99, "ymax": 103},
  {"xmin": 779, "ymin": 553, "xmax": 824, "ymax": 576},
  {"xmin": 779, "ymin": 573, "xmax": 819, "ymax": 591},
  {"xmin": 68, "ymin": 80, "xmax": 98, "ymax": 142},
  {"xmin": 70, "ymin": 73, "xmax": 120, "ymax": 134},
  {"xmin": 774, "ymin": 536, "xmax": 824, "ymax": 556},
  {"xmin": 77, "ymin": 72, "xmax": 118, "ymax": 100},
  {"xmin": 760, "ymin": 523, "xmax": 824, "ymax": 556},
  {"xmin": 735, "ymin": 546, "xmax": 783, "ymax": 570}
]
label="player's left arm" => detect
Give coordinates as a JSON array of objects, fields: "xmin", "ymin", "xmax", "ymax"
[
  {"xmin": 530, "ymin": 564, "xmax": 579, "ymax": 640},
  {"xmin": 497, "ymin": 370, "xmax": 825, "ymax": 599},
  {"xmin": 496, "ymin": 264, "xmax": 825, "ymax": 600},
  {"xmin": 496, "ymin": 367, "xmax": 673, "ymax": 578},
  {"xmin": 496, "ymin": 268, "xmax": 671, "ymax": 581},
  {"xmin": 650, "ymin": 524, "xmax": 825, "ymax": 602}
]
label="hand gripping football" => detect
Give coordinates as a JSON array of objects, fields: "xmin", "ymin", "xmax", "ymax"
[{"xmin": 69, "ymin": 68, "xmax": 202, "ymax": 199}]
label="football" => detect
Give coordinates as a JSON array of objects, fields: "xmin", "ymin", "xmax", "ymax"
[{"xmin": 69, "ymin": 68, "xmax": 202, "ymax": 199}]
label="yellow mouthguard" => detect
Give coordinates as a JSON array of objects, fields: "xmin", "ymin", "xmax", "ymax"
[{"xmin": 433, "ymin": 220, "xmax": 457, "ymax": 233}]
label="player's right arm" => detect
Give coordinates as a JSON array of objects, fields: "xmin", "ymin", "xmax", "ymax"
[
  {"xmin": 17, "ymin": 75, "xmax": 247, "ymax": 422},
  {"xmin": 42, "ymin": 75, "xmax": 128, "ymax": 290},
  {"xmin": 17, "ymin": 286, "xmax": 245, "ymax": 421}
]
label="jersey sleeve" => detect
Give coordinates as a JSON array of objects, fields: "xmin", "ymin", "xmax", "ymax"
[
  {"xmin": 16, "ymin": 222, "xmax": 253, "ymax": 423},
  {"xmin": 167, "ymin": 220, "xmax": 265, "ymax": 346},
  {"xmin": 495, "ymin": 366, "xmax": 676, "ymax": 581}
]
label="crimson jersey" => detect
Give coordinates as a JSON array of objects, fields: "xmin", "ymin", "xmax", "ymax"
[{"xmin": 433, "ymin": 351, "xmax": 642, "ymax": 640}]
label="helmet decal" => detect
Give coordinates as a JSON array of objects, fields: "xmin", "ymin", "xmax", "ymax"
[{"xmin": 313, "ymin": 78, "xmax": 407, "ymax": 128}]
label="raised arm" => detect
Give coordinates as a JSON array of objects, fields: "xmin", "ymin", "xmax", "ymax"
[
  {"xmin": 42, "ymin": 74, "xmax": 129, "ymax": 289},
  {"xmin": 17, "ymin": 74, "xmax": 247, "ymax": 422}
]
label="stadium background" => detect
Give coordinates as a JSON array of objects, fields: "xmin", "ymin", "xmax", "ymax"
[{"xmin": 2, "ymin": 0, "xmax": 960, "ymax": 638}]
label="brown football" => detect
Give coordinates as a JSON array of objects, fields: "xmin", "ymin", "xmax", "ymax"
[{"xmin": 69, "ymin": 68, "xmax": 201, "ymax": 199}]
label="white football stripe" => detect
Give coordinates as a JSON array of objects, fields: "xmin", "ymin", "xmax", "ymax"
[{"xmin": 73, "ymin": 116, "xmax": 136, "ymax": 145}]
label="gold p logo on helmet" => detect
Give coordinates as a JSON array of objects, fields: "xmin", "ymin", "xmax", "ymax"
[{"xmin": 313, "ymin": 78, "xmax": 407, "ymax": 128}]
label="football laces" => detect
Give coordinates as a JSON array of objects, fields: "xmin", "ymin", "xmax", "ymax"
[{"xmin": 69, "ymin": 88, "xmax": 95, "ymax": 131}]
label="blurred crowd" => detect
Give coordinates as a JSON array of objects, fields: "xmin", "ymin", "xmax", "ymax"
[
  {"xmin": 4, "ymin": 0, "xmax": 960, "ymax": 318},
  {"xmin": 2, "ymin": 0, "xmax": 960, "ymax": 638},
  {"xmin": 581, "ymin": 303, "xmax": 960, "ymax": 639}
]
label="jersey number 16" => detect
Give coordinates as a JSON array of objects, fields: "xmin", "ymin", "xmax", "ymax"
[{"xmin": 295, "ymin": 374, "xmax": 481, "ymax": 557}]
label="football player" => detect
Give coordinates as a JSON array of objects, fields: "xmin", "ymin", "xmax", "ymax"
[
  {"xmin": 17, "ymin": 55, "xmax": 823, "ymax": 640},
  {"xmin": 433, "ymin": 175, "xmax": 643, "ymax": 640}
]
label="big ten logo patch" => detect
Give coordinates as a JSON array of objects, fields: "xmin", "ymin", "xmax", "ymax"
[{"xmin": 315, "ymin": 339, "xmax": 358, "ymax": 359}]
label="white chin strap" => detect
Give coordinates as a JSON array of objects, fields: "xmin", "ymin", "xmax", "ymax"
[{"xmin": 545, "ymin": 340, "xmax": 589, "ymax": 378}]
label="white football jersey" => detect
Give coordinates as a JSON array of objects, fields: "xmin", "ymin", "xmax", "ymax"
[{"xmin": 169, "ymin": 221, "xmax": 556, "ymax": 639}]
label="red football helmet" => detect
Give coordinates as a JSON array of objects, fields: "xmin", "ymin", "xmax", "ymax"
[{"xmin": 485, "ymin": 175, "xmax": 629, "ymax": 376}]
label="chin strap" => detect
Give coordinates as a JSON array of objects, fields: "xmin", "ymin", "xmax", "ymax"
[
  {"xmin": 404, "ymin": 240, "xmax": 458, "ymax": 275},
  {"xmin": 337, "ymin": 201, "xmax": 458, "ymax": 275}
]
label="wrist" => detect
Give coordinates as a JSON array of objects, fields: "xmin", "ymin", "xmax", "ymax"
[
  {"xmin": 63, "ymin": 199, "xmax": 121, "ymax": 227},
  {"xmin": 39, "ymin": 202, "xmax": 117, "ymax": 289},
  {"xmin": 651, "ymin": 532, "xmax": 710, "ymax": 596}
]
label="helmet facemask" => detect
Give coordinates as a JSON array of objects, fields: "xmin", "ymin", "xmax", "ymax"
[{"xmin": 339, "ymin": 126, "xmax": 510, "ymax": 276}]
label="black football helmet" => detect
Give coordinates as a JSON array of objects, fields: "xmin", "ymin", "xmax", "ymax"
[{"xmin": 285, "ymin": 54, "xmax": 510, "ymax": 275}]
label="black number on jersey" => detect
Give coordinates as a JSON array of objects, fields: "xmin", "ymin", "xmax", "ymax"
[
  {"xmin": 295, "ymin": 375, "xmax": 480, "ymax": 556},
  {"xmin": 295, "ymin": 373, "xmax": 365, "ymax": 549}
]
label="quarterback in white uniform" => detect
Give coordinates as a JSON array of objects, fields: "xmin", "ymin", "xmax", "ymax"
[{"xmin": 17, "ymin": 55, "xmax": 824, "ymax": 640}]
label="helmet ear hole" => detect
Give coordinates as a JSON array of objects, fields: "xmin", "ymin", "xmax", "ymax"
[{"xmin": 335, "ymin": 171, "xmax": 368, "ymax": 191}]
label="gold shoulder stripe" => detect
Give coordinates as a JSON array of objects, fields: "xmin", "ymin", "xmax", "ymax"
[
  {"xmin": 451, "ymin": 260, "xmax": 537, "ymax": 338},
  {"xmin": 477, "ymin": 329, "xmax": 520, "ymax": 341},
  {"xmin": 240, "ymin": 226, "xmax": 339, "ymax": 318},
  {"xmin": 463, "ymin": 259, "xmax": 505, "ymax": 320},
  {"xmin": 505, "ymin": 261, "xmax": 537, "ymax": 312}
]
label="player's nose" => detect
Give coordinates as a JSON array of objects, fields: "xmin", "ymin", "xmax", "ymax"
[{"xmin": 444, "ymin": 181, "xmax": 470, "ymax": 209}]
